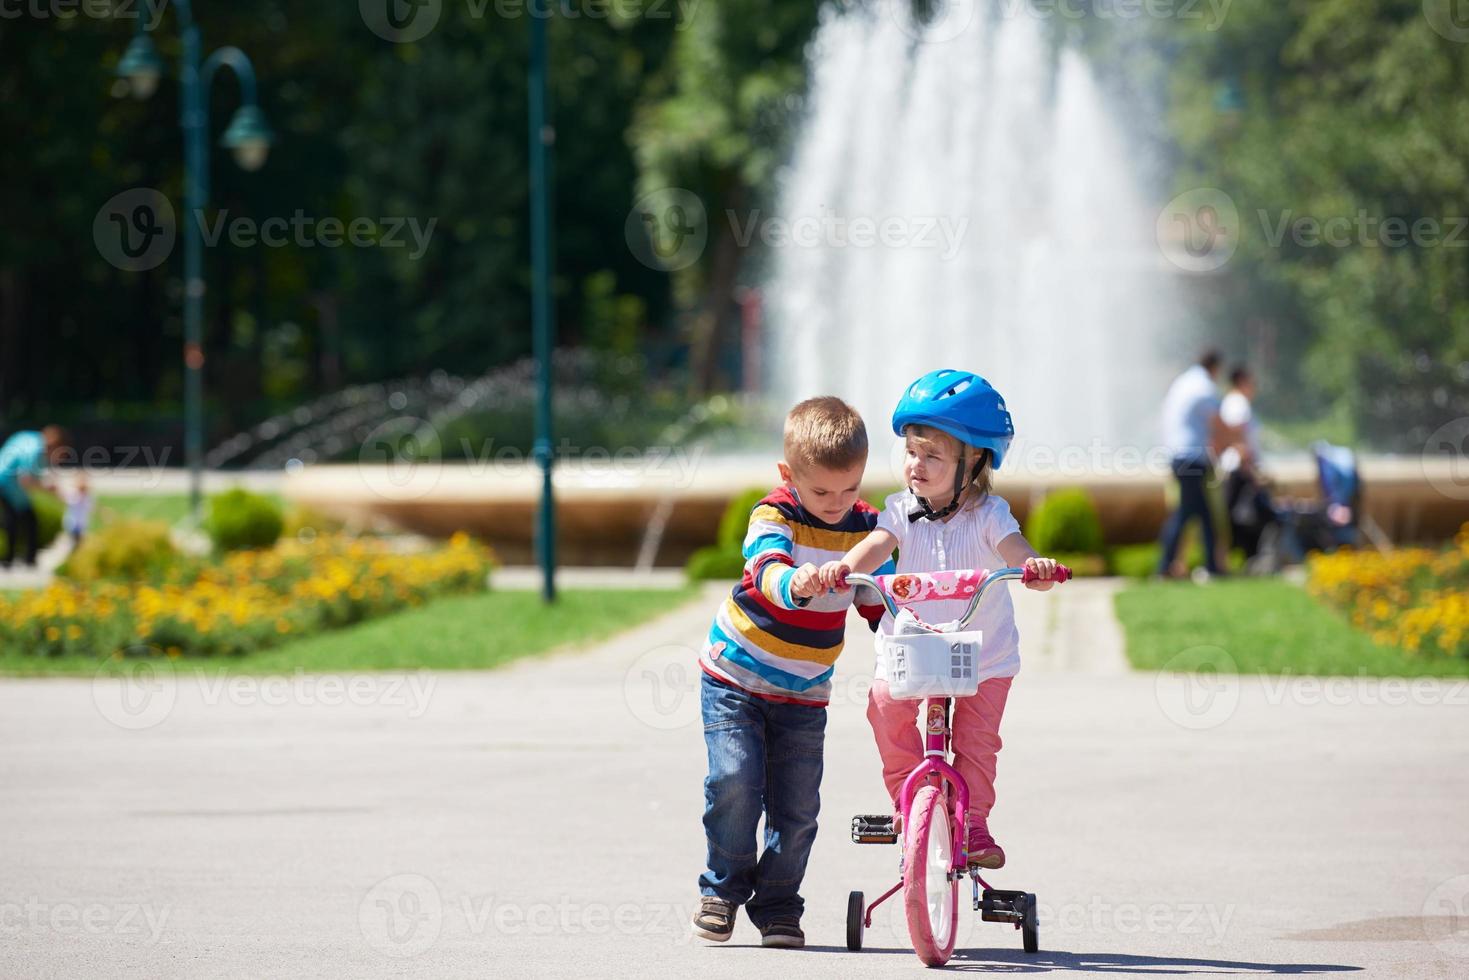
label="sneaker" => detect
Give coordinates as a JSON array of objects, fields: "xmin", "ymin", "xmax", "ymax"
[
  {"xmin": 692, "ymin": 896, "xmax": 737, "ymax": 943},
  {"xmin": 966, "ymin": 823, "xmax": 1006, "ymax": 869},
  {"xmin": 759, "ymin": 915, "xmax": 805, "ymax": 949}
]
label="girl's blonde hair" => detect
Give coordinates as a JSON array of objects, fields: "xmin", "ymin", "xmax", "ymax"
[{"xmin": 905, "ymin": 424, "xmax": 993, "ymax": 510}]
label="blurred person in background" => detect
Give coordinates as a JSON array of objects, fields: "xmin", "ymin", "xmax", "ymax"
[
  {"xmin": 0, "ymin": 425, "xmax": 67, "ymax": 569},
  {"xmin": 62, "ymin": 473, "xmax": 93, "ymax": 549},
  {"xmin": 1219, "ymin": 366, "xmax": 1274, "ymax": 562},
  {"xmin": 1156, "ymin": 350, "xmax": 1229, "ymax": 580}
]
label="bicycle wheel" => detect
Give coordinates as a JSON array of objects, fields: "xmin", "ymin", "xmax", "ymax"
[{"xmin": 903, "ymin": 784, "xmax": 958, "ymax": 966}]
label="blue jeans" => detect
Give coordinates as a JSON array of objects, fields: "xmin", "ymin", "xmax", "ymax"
[
  {"xmin": 1158, "ymin": 453, "xmax": 1220, "ymax": 574},
  {"xmin": 698, "ymin": 673, "xmax": 825, "ymax": 926}
]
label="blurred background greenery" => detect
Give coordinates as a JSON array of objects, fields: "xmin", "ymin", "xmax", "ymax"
[{"xmin": 1, "ymin": 0, "xmax": 1465, "ymax": 455}]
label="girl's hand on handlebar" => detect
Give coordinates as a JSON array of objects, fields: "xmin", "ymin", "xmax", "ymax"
[
  {"xmin": 816, "ymin": 560, "xmax": 852, "ymax": 593},
  {"xmin": 1024, "ymin": 556, "xmax": 1060, "ymax": 590}
]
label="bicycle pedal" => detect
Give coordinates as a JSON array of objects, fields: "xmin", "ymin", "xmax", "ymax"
[
  {"xmin": 978, "ymin": 888, "xmax": 1026, "ymax": 922},
  {"xmin": 851, "ymin": 814, "xmax": 898, "ymax": 844}
]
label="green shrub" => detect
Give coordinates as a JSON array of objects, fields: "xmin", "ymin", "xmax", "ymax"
[
  {"xmin": 206, "ymin": 488, "xmax": 284, "ymax": 552},
  {"xmin": 685, "ymin": 545, "xmax": 748, "ymax": 581},
  {"xmin": 1109, "ymin": 542, "xmax": 1160, "ymax": 580},
  {"xmin": 1025, "ymin": 488, "xmax": 1104, "ymax": 556},
  {"xmin": 687, "ymin": 487, "xmax": 768, "ymax": 583},
  {"xmin": 284, "ymin": 504, "xmax": 346, "ymax": 540},
  {"xmin": 717, "ymin": 487, "xmax": 770, "ymax": 549},
  {"xmin": 58, "ymin": 519, "xmax": 176, "ymax": 582}
]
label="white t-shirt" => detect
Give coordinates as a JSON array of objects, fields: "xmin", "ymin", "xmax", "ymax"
[
  {"xmin": 872, "ymin": 490, "xmax": 1024, "ymax": 683},
  {"xmin": 1218, "ymin": 390, "xmax": 1259, "ymax": 474},
  {"xmin": 1160, "ymin": 365, "xmax": 1220, "ymax": 458}
]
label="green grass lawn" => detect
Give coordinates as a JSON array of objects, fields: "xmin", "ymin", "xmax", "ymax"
[
  {"xmin": 1115, "ymin": 578, "xmax": 1469, "ymax": 677},
  {"xmin": 0, "ymin": 587, "xmax": 698, "ymax": 676}
]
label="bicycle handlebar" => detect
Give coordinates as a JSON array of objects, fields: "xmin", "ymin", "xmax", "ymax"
[{"xmin": 844, "ymin": 564, "xmax": 1072, "ymax": 631}]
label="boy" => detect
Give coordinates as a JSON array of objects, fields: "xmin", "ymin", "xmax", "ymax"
[{"xmin": 692, "ymin": 397, "xmax": 893, "ymax": 948}]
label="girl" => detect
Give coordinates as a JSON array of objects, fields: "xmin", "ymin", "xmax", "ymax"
[{"xmin": 818, "ymin": 369, "xmax": 1060, "ymax": 869}]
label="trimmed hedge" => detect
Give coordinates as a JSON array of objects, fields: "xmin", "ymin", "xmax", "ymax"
[
  {"xmin": 1025, "ymin": 487, "xmax": 1104, "ymax": 556},
  {"xmin": 58, "ymin": 519, "xmax": 177, "ymax": 582},
  {"xmin": 686, "ymin": 487, "xmax": 767, "ymax": 582},
  {"xmin": 206, "ymin": 488, "xmax": 284, "ymax": 552}
]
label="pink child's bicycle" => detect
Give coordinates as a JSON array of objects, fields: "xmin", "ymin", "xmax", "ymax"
[{"xmin": 842, "ymin": 564, "xmax": 1072, "ymax": 967}]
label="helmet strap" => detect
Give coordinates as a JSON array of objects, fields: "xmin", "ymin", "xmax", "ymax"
[{"xmin": 908, "ymin": 450, "xmax": 988, "ymax": 523}]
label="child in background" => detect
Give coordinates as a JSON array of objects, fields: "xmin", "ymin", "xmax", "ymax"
[
  {"xmin": 818, "ymin": 369, "xmax": 1061, "ymax": 869},
  {"xmin": 692, "ymin": 396, "xmax": 893, "ymax": 949},
  {"xmin": 62, "ymin": 475, "xmax": 92, "ymax": 548}
]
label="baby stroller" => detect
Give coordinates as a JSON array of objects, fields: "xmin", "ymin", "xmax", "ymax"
[{"xmin": 1249, "ymin": 441, "xmax": 1360, "ymax": 573}]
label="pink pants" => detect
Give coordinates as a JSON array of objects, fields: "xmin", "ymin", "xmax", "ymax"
[{"xmin": 866, "ymin": 676, "xmax": 1013, "ymax": 826}]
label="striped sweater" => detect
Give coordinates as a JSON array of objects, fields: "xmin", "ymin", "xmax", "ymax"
[{"xmin": 700, "ymin": 486, "xmax": 895, "ymax": 706}]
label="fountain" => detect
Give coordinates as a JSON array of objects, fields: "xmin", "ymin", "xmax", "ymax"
[{"xmin": 769, "ymin": 0, "xmax": 1184, "ymax": 456}]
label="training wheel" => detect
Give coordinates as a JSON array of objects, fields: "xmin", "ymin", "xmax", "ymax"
[
  {"xmin": 846, "ymin": 890, "xmax": 865, "ymax": 951},
  {"xmin": 1021, "ymin": 892, "xmax": 1039, "ymax": 953}
]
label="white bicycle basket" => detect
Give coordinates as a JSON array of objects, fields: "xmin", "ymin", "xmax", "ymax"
[{"xmin": 878, "ymin": 629, "xmax": 985, "ymax": 700}]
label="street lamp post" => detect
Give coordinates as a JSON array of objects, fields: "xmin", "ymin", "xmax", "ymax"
[
  {"xmin": 114, "ymin": 3, "xmax": 273, "ymax": 529},
  {"xmin": 528, "ymin": 14, "xmax": 556, "ymax": 603}
]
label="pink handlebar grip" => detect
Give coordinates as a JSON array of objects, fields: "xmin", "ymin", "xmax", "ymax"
[{"xmin": 1021, "ymin": 564, "xmax": 1072, "ymax": 584}]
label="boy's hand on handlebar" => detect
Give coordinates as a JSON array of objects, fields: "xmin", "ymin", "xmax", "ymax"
[
  {"xmin": 789, "ymin": 563, "xmax": 823, "ymax": 600},
  {"xmin": 816, "ymin": 560, "xmax": 852, "ymax": 593},
  {"xmin": 1024, "ymin": 556, "xmax": 1060, "ymax": 590}
]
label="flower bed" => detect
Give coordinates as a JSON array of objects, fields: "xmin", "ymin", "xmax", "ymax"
[
  {"xmin": 0, "ymin": 533, "xmax": 494, "ymax": 658},
  {"xmin": 1307, "ymin": 524, "xmax": 1469, "ymax": 658}
]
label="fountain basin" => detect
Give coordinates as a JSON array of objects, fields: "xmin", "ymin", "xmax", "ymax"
[{"xmin": 282, "ymin": 456, "xmax": 1469, "ymax": 567}]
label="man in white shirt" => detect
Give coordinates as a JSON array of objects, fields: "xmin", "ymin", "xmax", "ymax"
[
  {"xmin": 1156, "ymin": 351, "xmax": 1228, "ymax": 577},
  {"xmin": 1220, "ymin": 366, "xmax": 1273, "ymax": 559}
]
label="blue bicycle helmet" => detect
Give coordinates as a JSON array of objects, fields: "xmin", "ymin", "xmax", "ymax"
[
  {"xmin": 892, "ymin": 369, "xmax": 1014, "ymax": 468},
  {"xmin": 892, "ymin": 369, "xmax": 1015, "ymax": 521}
]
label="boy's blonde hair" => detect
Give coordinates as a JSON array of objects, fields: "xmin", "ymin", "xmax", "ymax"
[
  {"xmin": 905, "ymin": 424, "xmax": 993, "ymax": 505},
  {"xmin": 784, "ymin": 397, "xmax": 868, "ymax": 473}
]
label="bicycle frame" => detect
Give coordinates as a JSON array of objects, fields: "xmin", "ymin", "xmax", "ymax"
[{"xmin": 844, "ymin": 568, "xmax": 1044, "ymax": 900}]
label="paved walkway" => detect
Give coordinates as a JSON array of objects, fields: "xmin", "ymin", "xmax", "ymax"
[{"xmin": 1, "ymin": 581, "xmax": 1466, "ymax": 978}]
